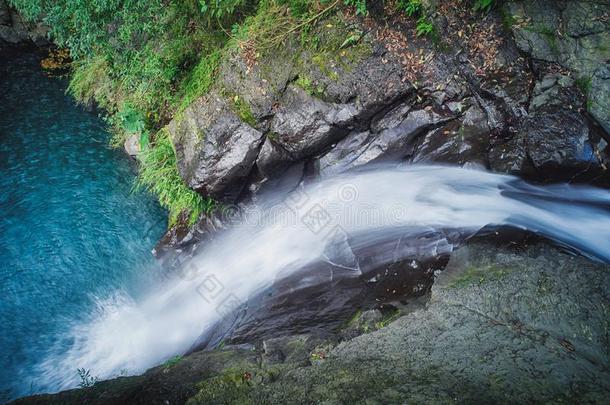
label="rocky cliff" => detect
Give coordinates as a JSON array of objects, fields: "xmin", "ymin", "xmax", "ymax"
[{"xmin": 156, "ymin": 0, "xmax": 609, "ymax": 260}]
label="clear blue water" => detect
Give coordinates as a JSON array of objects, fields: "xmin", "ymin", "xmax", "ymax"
[{"xmin": 0, "ymin": 51, "xmax": 167, "ymax": 402}]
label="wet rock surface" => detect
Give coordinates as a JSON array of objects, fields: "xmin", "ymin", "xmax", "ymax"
[
  {"xmin": 164, "ymin": 0, "xmax": 609, "ymax": 222},
  {"xmin": 489, "ymin": 73, "xmax": 608, "ymax": 179},
  {"xmin": 506, "ymin": 0, "xmax": 610, "ymax": 132},
  {"xmin": 168, "ymin": 95, "xmax": 265, "ymax": 201},
  {"xmin": 208, "ymin": 227, "xmax": 456, "ymax": 347},
  {"xmin": 16, "ymin": 241, "xmax": 610, "ymax": 404}
]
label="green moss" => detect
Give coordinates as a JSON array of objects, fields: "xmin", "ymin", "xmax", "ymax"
[
  {"xmin": 448, "ymin": 264, "xmax": 512, "ymax": 289},
  {"xmin": 189, "ymin": 370, "xmax": 253, "ymax": 404},
  {"xmin": 229, "ymin": 94, "xmax": 257, "ymax": 127},
  {"xmin": 187, "ymin": 365, "xmax": 289, "ymax": 405},
  {"xmin": 298, "ymin": 14, "xmax": 373, "ymax": 76},
  {"xmin": 312, "ymin": 54, "xmax": 340, "ymax": 80},
  {"xmin": 294, "ymin": 74, "xmax": 325, "ymax": 96},
  {"xmin": 375, "ymin": 309, "xmax": 401, "ymax": 329}
]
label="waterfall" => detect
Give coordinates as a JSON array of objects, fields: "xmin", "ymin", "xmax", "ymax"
[{"xmin": 38, "ymin": 164, "xmax": 610, "ymax": 391}]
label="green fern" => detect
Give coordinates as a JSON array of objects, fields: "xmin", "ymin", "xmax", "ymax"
[
  {"xmin": 398, "ymin": 0, "xmax": 422, "ymax": 16},
  {"xmin": 416, "ymin": 16, "xmax": 434, "ymax": 36}
]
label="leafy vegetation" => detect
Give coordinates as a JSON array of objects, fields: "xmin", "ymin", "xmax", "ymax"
[
  {"xmin": 137, "ymin": 129, "xmax": 213, "ymax": 225},
  {"xmin": 343, "ymin": 0, "xmax": 366, "ymax": 16},
  {"xmin": 295, "ymin": 74, "xmax": 317, "ymax": 95},
  {"xmin": 415, "ymin": 16, "xmax": 434, "ymax": 37},
  {"xmin": 397, "ymin": 0, "xmax": 435, "ymax": 37},
  {"xmin": 398, "ymin": 0, "xmax": 423, "ymax": 16}
]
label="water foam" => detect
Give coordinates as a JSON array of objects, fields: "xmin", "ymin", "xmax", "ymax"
[{"xmin": 38, "ymin": 165, "xmax": 610, "ymax": 391}]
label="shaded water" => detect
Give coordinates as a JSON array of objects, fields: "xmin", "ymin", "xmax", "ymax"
[{"xmin": 0, "ymin": 51, "xmax": 167, "ymax": 401}]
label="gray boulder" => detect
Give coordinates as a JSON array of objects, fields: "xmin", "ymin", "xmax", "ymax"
[
  {"xmin": 490, "ymin": 73, "xmax": 607, "ymax": 178},
  {"xmin": 257, "ymin": 85, "xmax": 358, "ymax": 177},
  {"xmin": 506, "ymin": 0, "xmax": 610, "ymax": 134},
  {"xmin": 507, "ymin": 0, "xmax": 610, "ymax": 77},
  {"xmin": 123, "ymin": 133, "xmax": 140, "ymax": 158},
  {"xmin": 0, "ymin": 2, "xmax": 48, "ymax": 47},
  {"xmin": 590, "ymin": 64, "xmax": 610, "ymax": 134},
  {"xmin": 319, "ymin": 106, "xmax": 455, "ymax": 176},
  {"xmin": 168, "ymin": 94, "xmax": 265, "ymax": 201}
]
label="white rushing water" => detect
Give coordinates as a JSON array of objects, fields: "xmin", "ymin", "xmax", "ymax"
[{"xmin": 39, "ymin": 165, "xmax": 610, "ymax": 391}]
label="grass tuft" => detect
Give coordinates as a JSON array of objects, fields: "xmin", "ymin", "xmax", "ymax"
[{"xmin": 137, "ymin": 129, "xmax": 214, "ymax": 226}]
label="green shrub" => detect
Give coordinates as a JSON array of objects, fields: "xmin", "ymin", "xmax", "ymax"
[
  {"xmin": 397, "ymin": 0, "xmax": 422, "ymax": 16},
  {"xmin": 68, "ymin": 55, "xmax": 114, "ymax": 109},
  {"xmin": 118, "ymin": 104, "xmax": 146, "ymax": 134}
]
